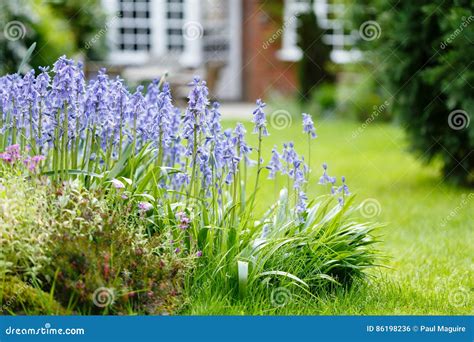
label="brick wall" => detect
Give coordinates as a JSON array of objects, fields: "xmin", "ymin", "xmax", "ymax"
[{"xmin": 241, "ymin": 0, "xmax": 299, "ymax": 101}]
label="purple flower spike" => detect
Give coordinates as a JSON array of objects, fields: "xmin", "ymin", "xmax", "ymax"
[
  {"xmin": 302, "ymin": 113, "xmax": 317, "ymax": 139},
  {"xmin": 267, "ymin": 146, "xmax": 282, "ymax": 179},
  {"xmin": 252, "ymin": 99, "xmax": 268, "ymax": 136},
  {"xmin": 196, "ymin": 251, "xmax": 203, "ymax": 257},
  {"xmin": 338, "ymin": 176, "xmax": 350, "ymax": 196},
  {"xmin": 319, "ymin": 163, "xmax": 336, "ymax": 185}
]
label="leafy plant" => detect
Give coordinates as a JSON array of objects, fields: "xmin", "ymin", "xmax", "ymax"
[
  {"xmin": 349, "ymin": 0, "xmax": 474, "ymax": 185},
  {"xmin": 43, "ymin": 183, "xmax": 191, "ymax": 314},
  {"xmin": 0, "ymin": 146, "xmax": 50, "ymax": 278},
  {"xmin": 0, "ymin": 57, "xmax": 382, "ymax": 311}
]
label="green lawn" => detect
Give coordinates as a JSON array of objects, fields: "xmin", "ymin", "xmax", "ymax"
[{"xmin": 184, "ymin": 119, "xmax": 473, "ymax": 315}]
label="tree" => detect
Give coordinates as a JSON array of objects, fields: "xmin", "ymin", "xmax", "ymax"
[{"xmin": 350, "ymin": 0, "xmax": 474, "ymax": 186}]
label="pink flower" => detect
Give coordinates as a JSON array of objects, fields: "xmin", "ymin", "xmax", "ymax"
[
  {"xmin": 111, "ymin": 179, "xmax": 125, "ymax": 189},
  {"xmin": 0, "ymin": 144, "xmax": 21, "ymax": 164},
  {"xmin": 196, "ymin": 251, "xmax": 203, "ymax": 257},
  {"xmin": 176, "ymin": 211, "xmax": 190, "ymax": 230},
  {"xmin": 138, "ymin": 201, "xmax": 153, "ymax": 212},
  {"xmin": 23, "ymin": 155, "xmax": 46, "ymax": 172}
]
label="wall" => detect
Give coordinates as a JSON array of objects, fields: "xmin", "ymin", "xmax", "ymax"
[{"xmin": 241, "ymin": 0, "xmax": 298, "ymax": 102}]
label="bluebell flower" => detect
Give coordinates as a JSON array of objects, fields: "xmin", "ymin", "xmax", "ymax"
[
  {"xmin": 296, "ymin": 190, "xmax": 308, "ymax": 215},
  {"xmin": 233, "ymin": 123, "xmax": 252, "ymax": 160},
  {"xmin": 302, "ymin": 113, "xmax": 317, "ymax": 139},
  {"xmin": 338, "ymin": 176, "xmax": 350, "ymax": 196},
  {"xmin": 252, "ymin": 99, "xmax": 268, "ymax": 136},
  {"xmin": 267, "ymin": 146, "xmax": 282, "ymax": 179},
  {"xmin": 318, "ymin": 163, "xmax": 336, "ymax": 185}
]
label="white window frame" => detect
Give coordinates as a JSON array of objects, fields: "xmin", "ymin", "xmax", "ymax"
[{"xmin": 278, "ymin": 0, "xmax": 361, "ymax": 64}]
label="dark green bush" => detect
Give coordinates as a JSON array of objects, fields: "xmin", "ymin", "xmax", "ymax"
[{"xmin": 350, "ymin": 0, "xmax": 474, "ymax": 185}]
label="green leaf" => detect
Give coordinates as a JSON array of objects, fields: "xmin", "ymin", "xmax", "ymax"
[
  {"xmin": 18, "ymin": 42, "xmax": 36, "ymax": 74},
  {"xmin": 237, "ymin": 260, "xmax": 248, "ymax": 299}
]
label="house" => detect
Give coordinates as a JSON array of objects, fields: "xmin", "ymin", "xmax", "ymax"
[{"xmin": 101, "ymin": 0, "xmax": 358, "ymax": 101}]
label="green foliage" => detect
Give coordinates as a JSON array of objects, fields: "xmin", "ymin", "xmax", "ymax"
[
  {"xmin": 0, "ymin": 0, "xmax": 106, "ymax": 73},
  {"xmin": 243, "ymin": 191, "xmax": 380, "ymax": 293},
  {"xmin": 43, "ymin": 183, "xmax": 193, "ymax": 315},
  {"xmin": 0, "ymin": 0, "xmax": 76, "ymax": 73},
  {"xmin": 0, "ymin": 276, "xmax": 66, "ymax": 314},
  {"xmin": 0, "ymin": 172, "xmax": 54, "ymax": 278},
  {"xmin": 48, "ymin": 0, "xmax": 107, "ymax": 60},
  {"xmin": 0, "ymin": 161, "xmax": 192, "ymax": 314},
  {"xmin": 183, "ymin": 188, "xmax": 381, "ymax": 304},
  {"xmin": 349, "ymin": 0, "xmax": 474, "ymax": 185}
]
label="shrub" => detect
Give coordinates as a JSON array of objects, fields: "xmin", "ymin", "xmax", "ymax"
[
  {"xmin": 241, "ymin": 191, "xmax": 380, "ymax": 294},
  {"xmin": 0, "ymin": 146, "xmax": 51, "ymax": 278},
  {"xmin": 350, "ymin": 1, "xmax": 474, "ymax": 185},
  {"xmin": 42, "ymin": 182, "xmax": 192, "ymax": 315}
]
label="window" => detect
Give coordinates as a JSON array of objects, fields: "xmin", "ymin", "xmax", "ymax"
[
  {"xmin": 166, "ymin": 0, "xmax": 185, "ymax": 52},
  {"xmin": 203, "ymin": 0, "xmax": 229, "ymax": 62},
  {"xmin": 279, "ymin": 0, "xmax": 359, "ymax": 64},
  {"xmin": 117, "ymin": 0, "xmax": 152, "ymax": 51}
]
